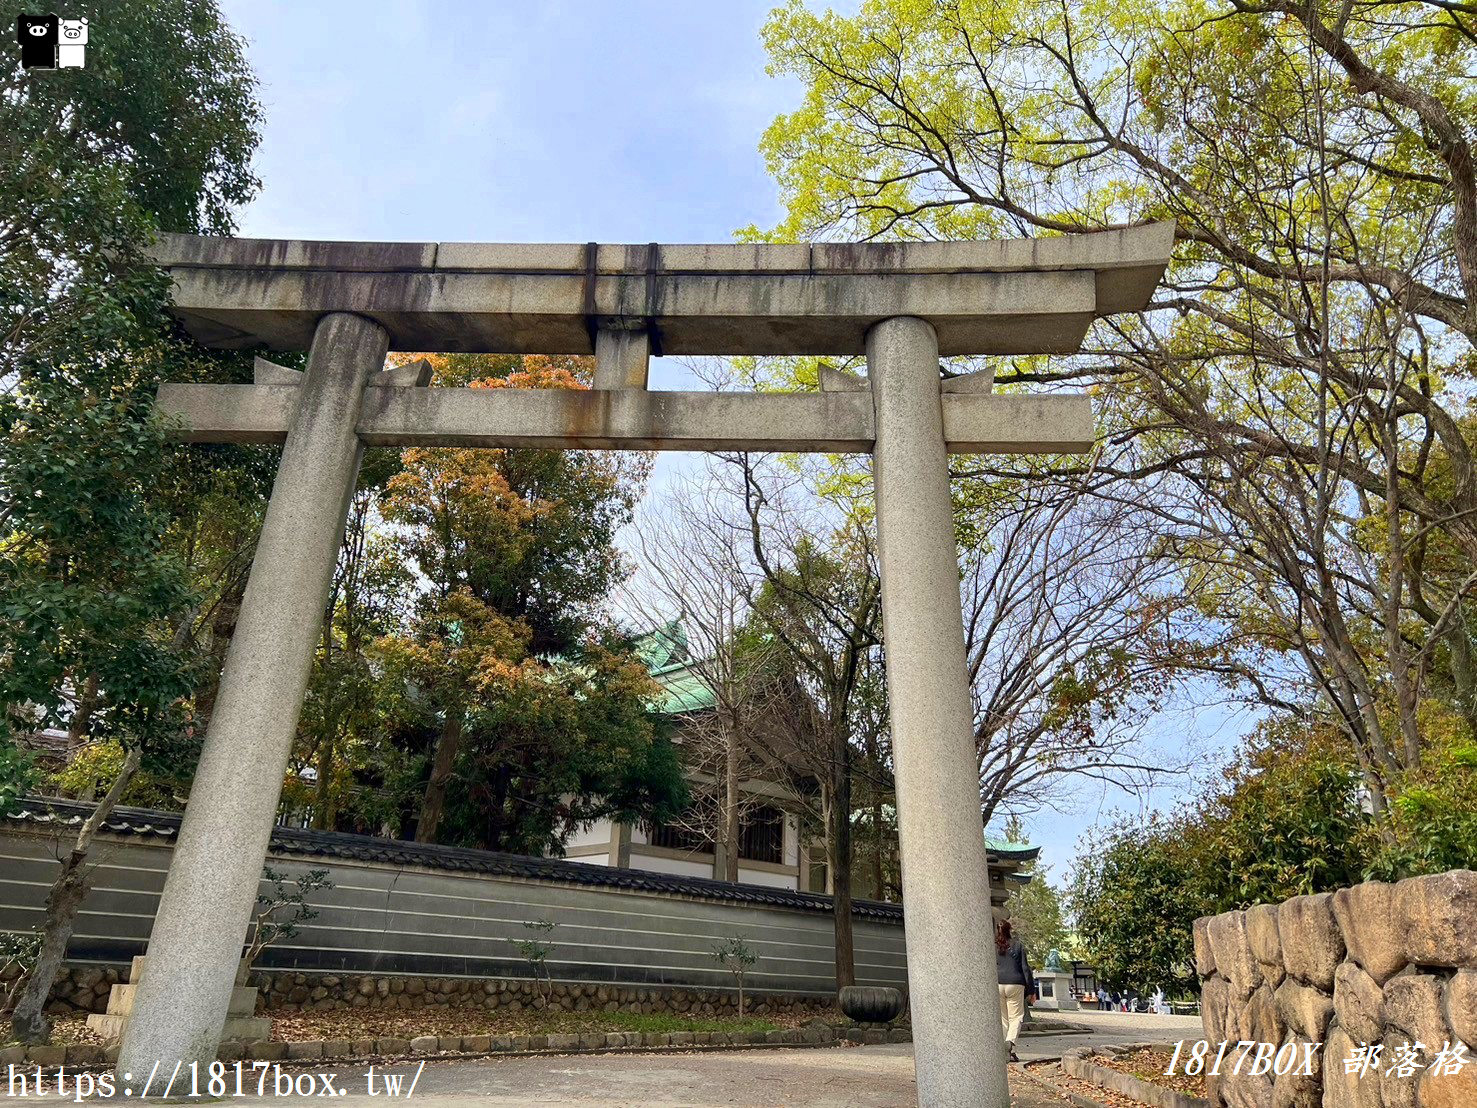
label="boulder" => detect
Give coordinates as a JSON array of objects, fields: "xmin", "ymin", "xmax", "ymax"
[
  {"xmin": 1278, "ymin": 893, "xmax": 1344, "ymax": 990},
  {"xmin": 1246, "ymin": 904, "xmax": 1285, "ymax": 987},
  {"xmin": 1202, "ymin": 975, "xmax": 1231, "ymax": 1042},
  {"xmin": 1270, "ymin": 1042, "xmax": 1320, "ymax": 1108},
  {"xmin": 1209, "ymin": 911, "xmax": 1262, "ymax": 997},
  {"xmin": 1333, "ymin": 960, "xmax": 1384, "ymax": 1045},
  {"xmin": 1321, "ymin": 1025, "xmax": 1383, "ymax": 1108},
  {"xmin": 1378, "ymin": 1028, "xmax": 1422, "ymax": 1108},
  {"xmin": 1195, "ymin": 916, "xmax": 1218, "ymax": 978},
  {"xmin": 1220, "ymin": 1070, "xmax": 1273, "ymax": 1108},
  {"xmin": 1418, "ymin": 1061, "xmax": 1477, "ymax": 1108},
  {"xmin": 1246, "ymin": 983, "xmax": 1286, "ymax": 1046},
  {"xmin": 1443, "ymin": 969, "xmax": 1477, "ymax": 1048},
  {"xmin": 1333, "ymin": 880, "xmax": 1407, "ymax": 984},
  {"xmin": 1275, "ymin": 977, "xmax": 1334, "ymax": 1043},
  {"xmin": 1382, "ymin": 973, "xmax": 1447, "ymax": 1048},
  {"xmin": 1397, "ymin": 870, "xmax": 1477, "ymax": 969}
]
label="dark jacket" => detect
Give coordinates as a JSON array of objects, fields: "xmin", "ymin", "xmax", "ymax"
[{"xmin": 996, "ymin": 939, "xmax": 1031, "ymax": 987}]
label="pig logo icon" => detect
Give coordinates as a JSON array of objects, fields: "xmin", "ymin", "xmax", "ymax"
[{"xmin": 16, "ymin": 13, "xmax": 58, "ymax": 69}]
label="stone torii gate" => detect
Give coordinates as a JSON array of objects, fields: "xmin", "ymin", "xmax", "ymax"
[{"xmin": 119, "ymin": 224, "xmax": 1172, "ymax": 1107}]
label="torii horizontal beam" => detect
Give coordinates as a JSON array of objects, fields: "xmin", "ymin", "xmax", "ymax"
[
  {"xmin": 156, "ymin": 382, "xmax": 1094, "ymax": 453},
  {"xmin": 150, "ymin": 222, "xmax": 1174, "ymax": 355}
]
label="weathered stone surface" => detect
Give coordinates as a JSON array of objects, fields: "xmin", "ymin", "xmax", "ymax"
[
  {"xmin": 215, "ymin": 1042, "xmax": 243, "ymax": 1063},
  {"xmin": 1322, "ymin": 1026, "xmax": 1383, "ymax": 1108},
  {"xmin": 1247, "ymin": 983, "xmax": 1286, "ymax": 1045},
  {"xmin": 1383, "ymin": 974, "xmax": 1447, "ymax": 1048},
  {"xmin": 1443, "ymin": 969, "xmax": 1477, "ymax": 1048},
  {"xmin": 1270, "ymin": 1042, "xmax": 1320, "ymax": 1108},
  {"xmin": 1209, "ymin": 912, "xmax": 1262, "ymax": 996},
  {"xmin": 1418, "ymin": 1062, "xmax": 1477, "ymax": 1108},
  {"xmin": 1334, "ymin": 960, "xmax": 1384, "ymax": 1045},
  {"xmin": 1333, "ymin": 881, "xmax": 1407, "ymax": 984},
  {"xmin": 1398, "ymin": 870, "xmax": 1477, "ymax": 969},
  {"xmin": 1246, "ymin": 904, "xmax": 1284, "ymax": 984},
  {"xmin": 1202, "ymin": 974, "xmax": 1231, "ymax": 1042},
  {"xmin": 64, "ymin": 1043, "xmax": 104, "ymax": 1065},
  {"xmin": 245, "ymin": 1041, "xmax": 286, "ymax": 1060},
  {"xmin": 376, "ymin": 1037, "xmax": 410, "ymax": 1055},
  {"xmin": 1378, "ymin": 1029, "xmax": 1422, "ymax": 1108},
  {"xmin": 1278, "ymin": 894, "xmax": 1344, "ymax": 990},
  {"xmin": 152, "ymin": 224, "xmax": 1175, "ymax": 357},
  {"xmin": 1195, "ymin": 916, "xmax": 1218, "ymax": 978},
  {"xmin": 1275, "ymin": 978, "xmax": 1334, "ymax": 1043},
  {"xmin": 285, "ymin": 1041, "xmax": 323, "ymax": 1060},
  {"xmin": 1220, "ymin": 1070, "xmax": 1272, "ymax": 1108},
  {"xmin": 409, "ymin": 1035, "xmax": 439, "ymax": 1054}
]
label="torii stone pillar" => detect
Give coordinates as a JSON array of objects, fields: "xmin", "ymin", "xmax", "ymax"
[
  {"xmin": 119, "ymin": 226, "xmax": 1173, "ymax": 1107},
  {"xmin": 118, "ymin": 314, "xmax": 391, "ymax": 1073},
  {"xmin": 869, "ymin": 316, "xmax": 1008, "ymax": 1104}
]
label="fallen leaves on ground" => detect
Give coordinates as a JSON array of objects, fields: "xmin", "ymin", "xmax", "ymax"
[
  {"xmin": 47, "ymin": 1004, "xmax": 842, "ymax": 1048},
  {"xmin": 1019, "ymin": 1059, "xmax": 1153, "ymax": 1108},
  {"xmin": 1093, "ymin": 1046, "xmax": 1207, "ymax": 1098}
]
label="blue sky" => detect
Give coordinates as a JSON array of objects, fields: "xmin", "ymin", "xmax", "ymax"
[{"xmin": 218, "ymin": 0, "xmax": 1238, "ymax": 878}]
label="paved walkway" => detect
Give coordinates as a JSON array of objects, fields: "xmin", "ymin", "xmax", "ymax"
[
  {"xmin": 5, "ymin": 1046, "xmax": 1068, "ymax": 1108},
  {"xmin": 1020, "ymin": 1008, "xmax": 1204, "ymax": 1063},
  {"xmin": 5, "ymin": 1012, "xmax": 1203, "ymax": 1106}
]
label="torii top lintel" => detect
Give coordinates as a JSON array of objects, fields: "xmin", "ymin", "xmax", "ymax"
[
  {"xmin": 151, "ymin": 222, "xmax": 1173, "ymax": 357},
  {"xmin": 151, "ymin": 223, "xmax": 1172, "ymax": 455}
]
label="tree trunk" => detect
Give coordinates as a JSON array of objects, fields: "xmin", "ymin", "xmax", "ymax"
[
  {"xmin": 722, "ymin": 731, "xmax": 740, "ymax": 883},
  {"xmin": 67, "ymin": 673, "xmax": 101, "ymax": 803},
  {"xmin": 312, "ymin": 730, "xmax": 333, "ymax": 831},
  {"xmin": 830, "ymin": 742, "xmax": 856, "ymax": 989},
  {"xmin": 10, "ymin": 747, "xmax": 140, "ymax": 1043},
  {"xmin": 416, "ymin": 710, "xmax": 463, "ymax": 844},
  {"xmin": 871, "ymin": 799, "xmax": 885, "ymax": 901}
]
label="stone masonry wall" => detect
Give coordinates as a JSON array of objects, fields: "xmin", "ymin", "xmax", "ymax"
[
  {"xmin": 24, "ymin": 963, "xmax": 836, "ymax": 1022},
  {"xmin": 1194, "ymin": 868, "xmax": 1477, "ymax": 1108}
]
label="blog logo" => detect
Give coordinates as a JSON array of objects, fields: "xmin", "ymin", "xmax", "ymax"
[{"xmin": 15, "ymin": 13, "xmax": 87, "ymax": 70}]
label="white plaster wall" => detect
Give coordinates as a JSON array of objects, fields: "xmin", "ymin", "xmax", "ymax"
[
  {"xmin": 564, "ymin": 816, "xmax": 614, "ymax": 850},
  {"xmin": 738, "ymin": 866, "xmax": 798, "ymax": 890},
  {"xmin": 628, "ymin": 853, "xmax": 712, "ymax": 880}
]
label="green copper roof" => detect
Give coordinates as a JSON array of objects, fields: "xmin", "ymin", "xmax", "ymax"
[
  {"xmin": 631, "ymin": 621, "xmax": 718, "ymax": 715},
  {"xmin": 984, "ymin": 835, "xmax": 1040, "ymax": 861}
]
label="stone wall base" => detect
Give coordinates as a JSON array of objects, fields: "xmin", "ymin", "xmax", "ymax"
[{"xmin": 32, "ymin": 963, "xmax": 841, "ymax": 1021}]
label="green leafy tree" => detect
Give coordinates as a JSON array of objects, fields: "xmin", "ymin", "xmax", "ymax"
[
  {"xmin": 1070, "ymin": 720, "xmax": 1371, "ymax": 992},
  {"xmin": 511, "ymin": 919, "xmax": 557, "ymax": 1001},
  {"xmin": 371, "ymin": 354, "xmax": 684, "ymax": 850},
  {"xmin": 754, "ymin": 0, "xmax": 1477, "ymax": 847},
  {"xmin": 0, "ymin": 0, "xmax": 261, "ymax": 1043},
  {"xmin": 1070, "ymin": 815, "xmax": 1207, "ymax": 996},
  {"xmin": 238, "ymin": 867, "xmax": 333, "ymax": 985},
  {"xmin": 711, "ymin": 935, "xmax": 760, "ymax": 1016}
]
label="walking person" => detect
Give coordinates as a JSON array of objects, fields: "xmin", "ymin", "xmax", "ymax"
[{"xmin": 995, "ymin": 919, "xmax": 1034, "ymax": 1062}]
